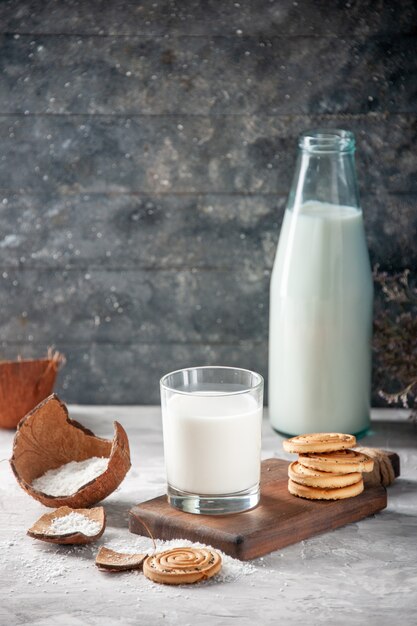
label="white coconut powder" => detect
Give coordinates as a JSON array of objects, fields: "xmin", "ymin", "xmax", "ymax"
[
  {"xmin": 103, "ymin": 535, "xmax": 258, "ymax": 585},
  {"xmin": 49, "ymin": 512, "xmax": 102, "ymax": 536},
  {"xmin": 1, "ymin": 531, "xmax": 264, "ymax": 596},
  {"xmin": 31, "ymin": 457, "xmax": 109, "ymax": 496}
]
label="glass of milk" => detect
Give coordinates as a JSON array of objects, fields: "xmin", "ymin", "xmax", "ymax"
[{"xmin": 160, "ymin": 366, "xmax": 264, "ymax": 515}]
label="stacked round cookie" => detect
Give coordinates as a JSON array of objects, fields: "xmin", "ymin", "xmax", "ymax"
[{"xmin": 283, "ymin": 433, "xmax": 374, "ymax": 500}]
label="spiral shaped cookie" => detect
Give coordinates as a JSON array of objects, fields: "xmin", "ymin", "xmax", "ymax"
[{"xmin": 143, "ymin": 547, "xmax": 222, "ymax": 585}]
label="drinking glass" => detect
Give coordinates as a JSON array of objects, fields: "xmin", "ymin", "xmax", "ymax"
[{"xmin": 160, "ymin": 366, "xmax": 264, "ymax": 515}]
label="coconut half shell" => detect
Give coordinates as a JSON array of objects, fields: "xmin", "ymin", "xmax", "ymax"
[
  {"xmin": 0, "ymin": 350, "xmax": 65, "ymax": 429},
  {"xmin": 10, "ymin": 394, "xmax": 131, "ymax": 508},
  {"xmin": 28, "ymin": 506, "xmax": 106, "ymax": 545}
]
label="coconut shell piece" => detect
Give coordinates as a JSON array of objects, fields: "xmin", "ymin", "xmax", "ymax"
[
  {"xmin": 0, "ymin": 350, "xmax": 65, "ymax": 429},
  {"xmin": 28, "ymin": 506, "xmax": 106, "ymax": 545},
  {"xmin": 96, "ymin": 547, "xmax": 147, "ymax": 572},
  {"xmin": 10, "ymin": 394, "xmax": 131, "ymax": 508}
]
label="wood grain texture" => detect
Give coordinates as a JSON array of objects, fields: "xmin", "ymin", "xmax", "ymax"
[
  {"xmin": 2, "ymin": 35, "xmax": 416, "ymax": 115},
  {"xmin": 0, "ymin": 0, "xmax": 415, "ymax": 404},
  {"xmin": 129, "ymin": 458, "xmax": 391, "ymax": 560},
  {"xmin": 0, "ymin": 192, "xmax": 415, "ymax": 272},
  {"xmin": 1, "ymin": 115, "xmax": 415, "ymax": 195},
  {"xmin": 1, "ymin": 0, "xmax": 416, "ymax": 37}
]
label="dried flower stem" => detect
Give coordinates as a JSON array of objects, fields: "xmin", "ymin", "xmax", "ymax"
[{"xmin": 373, "ymin": 266, "xmax": 417, "ymax": 421}]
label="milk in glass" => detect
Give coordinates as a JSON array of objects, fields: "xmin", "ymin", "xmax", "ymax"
[{"xmin": 163, "ymin": 392, "xmax": 262, "ymax": 495}]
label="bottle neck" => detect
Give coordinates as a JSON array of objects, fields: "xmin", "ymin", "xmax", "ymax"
[{"xmin": 287, "ymin": 130, "xmax": 361, "ymax": 212}]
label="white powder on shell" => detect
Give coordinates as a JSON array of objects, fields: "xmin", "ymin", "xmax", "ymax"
[
  {"xmin": 31, "ymin": 457, "xmax": 109, "ymax": 496},
  {"xmin": 49, "ymin": 512, "xmax": 102, "ymax": 536}
]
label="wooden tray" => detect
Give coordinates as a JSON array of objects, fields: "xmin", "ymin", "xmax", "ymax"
[{"xmin": 129, "ymin": 456, "xmax": 397, "ymax": 560}]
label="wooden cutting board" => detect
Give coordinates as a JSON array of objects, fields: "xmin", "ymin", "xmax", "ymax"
[{"xmin": 129, "ymin": 455, "xmax": 398, "ymax": 560}]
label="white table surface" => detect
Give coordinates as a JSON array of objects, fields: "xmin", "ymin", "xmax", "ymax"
[{"xmin": 0, "ymin": 407, "xmax": 416, "ymax": 626}]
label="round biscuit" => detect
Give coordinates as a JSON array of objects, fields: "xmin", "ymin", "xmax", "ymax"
[
  {"xmin": 297, "ymin": 449, "xmax": 374, "ymax": 474},
  {"xmin": 282, "ymin": 432, "xmax": 356, "ymax": 454},
  {"xmin": 291, "ymin": 463, "xmax": 335, "ymax": 478},
  {"xmin": 288, "ymin": 477, "xmax": 364, "ymax": 500},
  {"xmin": 288, "ymin": 461, "xmax": 362, "ymax": 488},
  {"xmin": 143, "ymin": 547, "xmax": 222, "ymax": 585}
]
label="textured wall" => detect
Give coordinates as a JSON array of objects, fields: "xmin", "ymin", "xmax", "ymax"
[{"xmin": 0, "ymin": 0, "xmax": 416, "ymax": 404}]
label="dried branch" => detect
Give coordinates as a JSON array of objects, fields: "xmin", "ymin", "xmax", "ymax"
[{"xmin": 373, "ymin": 267, "xmax": 417, "ymax": 421}]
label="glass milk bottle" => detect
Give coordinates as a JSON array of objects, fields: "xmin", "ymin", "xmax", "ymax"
[{"xmin": 269, "ymin": 130, "xmax": 373, "ymax": 436}]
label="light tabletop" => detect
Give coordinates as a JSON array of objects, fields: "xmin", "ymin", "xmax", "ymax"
[{"xmin": 0, "ymin": 407, "xmax": 416, "ymax": 626}]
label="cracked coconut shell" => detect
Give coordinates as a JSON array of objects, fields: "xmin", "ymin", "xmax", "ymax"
[
  {"xmin": 0, "ymin": 351, "xmax": 65, "ymax": 429},
  {"xmin": 28, "ymin": 506, "xmax": 106, "ymax": 545},
  {"xmin": 95, "ymin": 546, "xmax": 146, "ymax": 572},
  {"xmin": 10, "ymin": 394, "xmax": 131, "ymax": 508}
]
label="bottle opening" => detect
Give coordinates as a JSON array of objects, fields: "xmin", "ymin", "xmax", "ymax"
[{"xmin": 299, "ymin": 129, "xmax": 355, "ymax": 154}]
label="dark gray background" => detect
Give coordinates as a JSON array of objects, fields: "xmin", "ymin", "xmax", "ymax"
[{"xmin": 0, "ymin": 0, "xmax": 416, "ymax": 404}]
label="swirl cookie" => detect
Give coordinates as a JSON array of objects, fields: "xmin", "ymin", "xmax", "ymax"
[
  {"xmin": 298, "ymin": 449, "xmax": 374, "ymax": 474},
  {"xmin": 288, "ymin": 461, "xmax": 362, "ymax": 488},
  {"xmin": 288, "ymin": 477, "xmax": 364, "ymax": 500},
  {"xmin": 143, "ymin": 547, "xmax": 222, "ymax": 585},
  {"xmin": 283, "ymin": 433, "xmax": 356, "ymax": 454}
]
